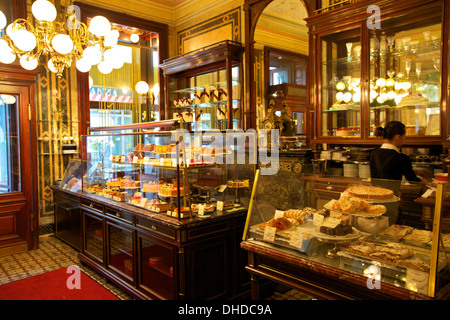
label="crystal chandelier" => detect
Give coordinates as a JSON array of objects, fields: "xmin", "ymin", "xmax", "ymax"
[{"xmin": 0, "ymin": 0, "xmax": 124, "ymax": 77}]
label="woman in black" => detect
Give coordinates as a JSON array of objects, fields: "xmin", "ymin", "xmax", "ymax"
[{"xmin": 369, "ymin": 121, "xmax": 421, "ymax": 182}]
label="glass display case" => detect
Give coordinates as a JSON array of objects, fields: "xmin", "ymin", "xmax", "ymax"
[
  {"xmin": 308, "ymin": 0, "xmax": 446, "ymax": 143},
  {"xmin": 320, "ymin": 28, "xmax": 362, "ymax": 137},
  {"xmin": 160, "ymin": 41, "xmax": 244, "ymax": 131},
  {"xmin": 81, "ymin": 123, "xmax": 255, "ymax": 221},
  {"xmin": 368, "ymin": 15, "xmax": 442, "ymax": 137},
  {"xmin": 243, "ymin": 170, "xmax": 450, "ymax": 299}
]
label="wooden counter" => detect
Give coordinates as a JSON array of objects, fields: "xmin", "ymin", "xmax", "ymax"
[
  {"xmin": 51, "ymin": 186, "xmax": 252, "ymax": 300},
  {"xmin": 241, "ymin": 240, "xmax": 450, "ymax": 300}
]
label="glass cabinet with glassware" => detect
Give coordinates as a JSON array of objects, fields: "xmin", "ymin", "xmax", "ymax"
[
  {"xmin": 160, "ymin": 41, "xmax": 244, "ymax": 131},
  {"xmin": 307, "ymin": 0, "xmax": 447, "ymax": 144}
]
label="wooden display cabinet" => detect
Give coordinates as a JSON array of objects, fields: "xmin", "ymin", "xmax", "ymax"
[
  {"xmin": 160, "ymin": 41, "xmax": 245, "ymax": 131},
  {"xmin": 306, "ymin": 0, "xmax": 449, "ymax": 146}
]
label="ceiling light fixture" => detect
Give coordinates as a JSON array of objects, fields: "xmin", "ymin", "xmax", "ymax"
[{"xmin": 0, "ymin": 0, "xmax": 124, "ymax": 77}]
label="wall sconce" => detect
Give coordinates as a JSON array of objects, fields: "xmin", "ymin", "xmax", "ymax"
[{"xmin": 135, "ymin": 81, "xmax": 159, "ymax": 105}]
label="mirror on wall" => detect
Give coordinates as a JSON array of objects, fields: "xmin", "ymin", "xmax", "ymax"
[{"xmin": 253, "ymin": 0, "xmax": 309, "ymax": 136}]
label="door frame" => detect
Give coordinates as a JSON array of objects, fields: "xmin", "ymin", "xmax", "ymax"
[{"xmin": 0, "ymin": 64, "xmax": 39, "ymax": 254}]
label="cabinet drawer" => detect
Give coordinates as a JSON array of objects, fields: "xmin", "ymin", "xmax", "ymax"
[
  {"xmin": 137, "ymin": 218, "xmax": 176, "ymax": 240},
  {"xmin": 105, "ymin": 207, "xmax": 134, "ymax": 224},
  {"xmin": 80, "ymin": 199, "xmax": 103, "ymax": 213}
]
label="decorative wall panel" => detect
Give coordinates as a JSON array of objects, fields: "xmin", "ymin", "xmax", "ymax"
[{"xmin": 177, "ymin": 7, "xmax": 241, "ymax": 55}]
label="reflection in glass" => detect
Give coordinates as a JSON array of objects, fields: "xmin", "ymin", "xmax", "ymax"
[{"xmin": 0, "ymin": 94, "xmax": 20, "ymax": 193}]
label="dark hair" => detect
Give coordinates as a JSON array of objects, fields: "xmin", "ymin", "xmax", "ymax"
[{"xmin": 374, "ymin": 121, "xmax": 406, "ymax": 140}]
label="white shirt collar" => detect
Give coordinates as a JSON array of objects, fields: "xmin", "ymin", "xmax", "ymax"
[{"xmin": 381, "ymin": 143, "xmax": 400, "ymax": 152}]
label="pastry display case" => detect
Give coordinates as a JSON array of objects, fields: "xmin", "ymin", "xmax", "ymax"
[
  {"xmin": 307, "ymin": 0, "xmax": 447, "ymax": 144},
  {"xmin": 81, "ymin": 123, "xmax": 254, "ymax": 220},
  {"xmin": 242, "ymin": 171, "xmax": 450, "ymax": 299},
  {"xmin": 160, "ymin": 41, "xmax": 244, "ymax": 131},
  {"xmin": 52, "ymin": 121, "xmax": 257, "ymax": 299}
]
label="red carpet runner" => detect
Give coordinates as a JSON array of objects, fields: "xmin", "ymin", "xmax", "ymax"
[{"xmin": 0, "ymin": 267, "xmax": 119, "ymax": 300}]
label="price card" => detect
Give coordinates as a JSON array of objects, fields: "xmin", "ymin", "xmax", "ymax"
[
  {"xmin": 160, "ymin": 158, "xmax": 165, "ymax": 166},
  {"xmin": 198, "ymin": 204, "xmax": 205, "ymax": 216},
  {"xmin": 216, "ymin": 201, "xmax": 224, "ymax": 211},
  {"xmin": 218, "ymin": 185, "xmax": 227, "ymax": 193},
  {"xmin": 133, "ymin": 156, "xmax": 138, "ymax": 163},
  {"xmin": 143, "ymin": 156, "xmax": 149, "ymax": 163},
  {"xmin": 289, "ymin": 228, "xmax": 305, "ymax": 248},
  {"xmin": 421, "ymin": 188, "xmax": 434, "ymax": 198},
  {"xmin": 313, "ymin": 214, "xmax": 324, "ymax": 226},
  {"xmin": 274, "ymin": 210, "xmax": 285, "ymax": 219},
  {"xmin": 263, "ymin": 226, "xmax": 276, "ymax": 242}
]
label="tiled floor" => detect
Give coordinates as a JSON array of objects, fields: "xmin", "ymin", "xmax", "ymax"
[{"xmin": 0, "ymin": 235, "xmax": 313, "ymax": 300}]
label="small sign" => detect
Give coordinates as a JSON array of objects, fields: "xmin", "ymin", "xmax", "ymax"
[
  {"xmin": 274, "ymin": 210, "xmax": 285, "ymax": 219},
  {"xmin": 218, "ymin": 185, "xmax": 227, "ymax": 193},
  {"xmin": 216, "ymin": 201, "xmax": 224, "ymax": 211},
  {"xmin": 263, "ymin": 226, "xmax": 276, "ymax": 242},
  {"xmin": 289, "ymin": 228, "xmax": 304, "ymax": 248},
  {"xmin": 198, "ymin": 204, "xmax": 205, "ymax": 216}
]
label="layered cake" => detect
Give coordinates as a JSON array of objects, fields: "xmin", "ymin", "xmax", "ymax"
[
  {"xmin": 158, "ymin": 183, "xmax": 185, "ymax": 197},
  {"xmin": 142, "ymin": 181, "xmax": 159, "ymax": 193},
  {"xmin": 347, "ymin": 186, "xmax": 394, "ymax": 200}
]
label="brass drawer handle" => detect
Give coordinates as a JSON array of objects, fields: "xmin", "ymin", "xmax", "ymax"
[
  {"xmin": 326, "ymin": 185, "xmax": 334, "ymax": 191},
  {"xmin": 90, "ymin": 203, "xmax": 94, "ymax": 208},
  {"xmin": 151, "ymin": 225, "xmax": 158, "ymax": 231},
  {"xmin": 116, "ymin": 213, "xmax": 121, "ymax": 218}
]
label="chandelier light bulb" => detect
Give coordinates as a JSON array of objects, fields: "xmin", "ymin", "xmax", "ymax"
[
  {"xmin": 76, "ymin": 58, "xmax": 91, "ymax": 73},
  {"xmin": 97, "ymin": 61, "xmax": 113, "ymax": 74},
  {"xmin": 13, "ymin": 30, "xmax": 37, "ymax": 51},
  {"xmin": 104, "ymin": 29, "xmax": 119, "ymax": 47},
  {"xmin": 52, "ymin": 34, "xmax": 74, "ymax": 55},
  {"xmin": 135, "ymin": 81, "xmax": 149, "ymax": 95},
  {"xmin": 83, "ymin": 45, "xmax": 102, "ymax": 65},
  {"xmin": 32, "ymin": 0, "xmax": 57, "ymax": 22},
  {"xmin": 0, "ymin": 40, "xmax": 16, "ymax": 64},
  {"xmin": 19, "ymin": 56, "xmax": 38, "ymax": 70},
  {"xmin": 47, "ymin": 59, "xmax": 57, "ymax": 73},
  {"xmin": 0, "ymin": 10, "xmax": 7, "ymax": 30},
  {"xmin": 89, "ymin": 16, "xmax": 111, "ymax": 37}
]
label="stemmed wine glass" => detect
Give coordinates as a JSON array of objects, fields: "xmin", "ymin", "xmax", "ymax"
[
  {"xmin": 346, "ymin": 42, "xmax": 353, "ymax": 61},
  {"xmin": 405, "ymin": 58, "xmax": 411, "ymax": 78},
  {"xmin": 415, "ymin": 62, "xmax": 422, "ymax": 79},
  {"xmin": 433, "ymin": 57, "xmax": 440, "ymax": 71}
]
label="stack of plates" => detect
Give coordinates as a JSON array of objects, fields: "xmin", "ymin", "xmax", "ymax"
[
  {"xmin": 343, "ymin": 163, "xmax": 359, "ymax": 177},
  {"xmin": 359, "ymin": 164, "xmax": 371, "ymax": 178}
]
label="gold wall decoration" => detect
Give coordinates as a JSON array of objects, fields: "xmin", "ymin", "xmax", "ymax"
[{"xmin": 177, "ymin": 7, "xmax": 240, "ymax": 55}]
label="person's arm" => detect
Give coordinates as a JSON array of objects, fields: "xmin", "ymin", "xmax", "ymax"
[{"xmin": 402, "ymin": 155, "xmax": 421, "ymax": 182}]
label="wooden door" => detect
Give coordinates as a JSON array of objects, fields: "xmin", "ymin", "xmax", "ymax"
[{"xmin": 0, "ymin": 65, "xmax": 39, "ymax": 257}]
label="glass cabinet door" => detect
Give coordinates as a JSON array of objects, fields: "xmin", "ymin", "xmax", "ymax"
[
  {"xmin": 139, "ymin": 236, "xmax": 175, "ymax": 299},
  {"xmin": 369, "ymin": 14, "xmax": 442, "ymax": 137},
  {"xmin": 320, "ymin": 28, "xmax": 362, "ymax": 137},
  {"xmin": 107, "ymin": 221, "xmax": 134, "ymax": 281},
  {"xmin": 169, "ymin": 66, "xmax": 241, "ymax": 131},
  {"xmin": 84, "ymin": 212, "xmax": 104, "ymax": 263}
]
